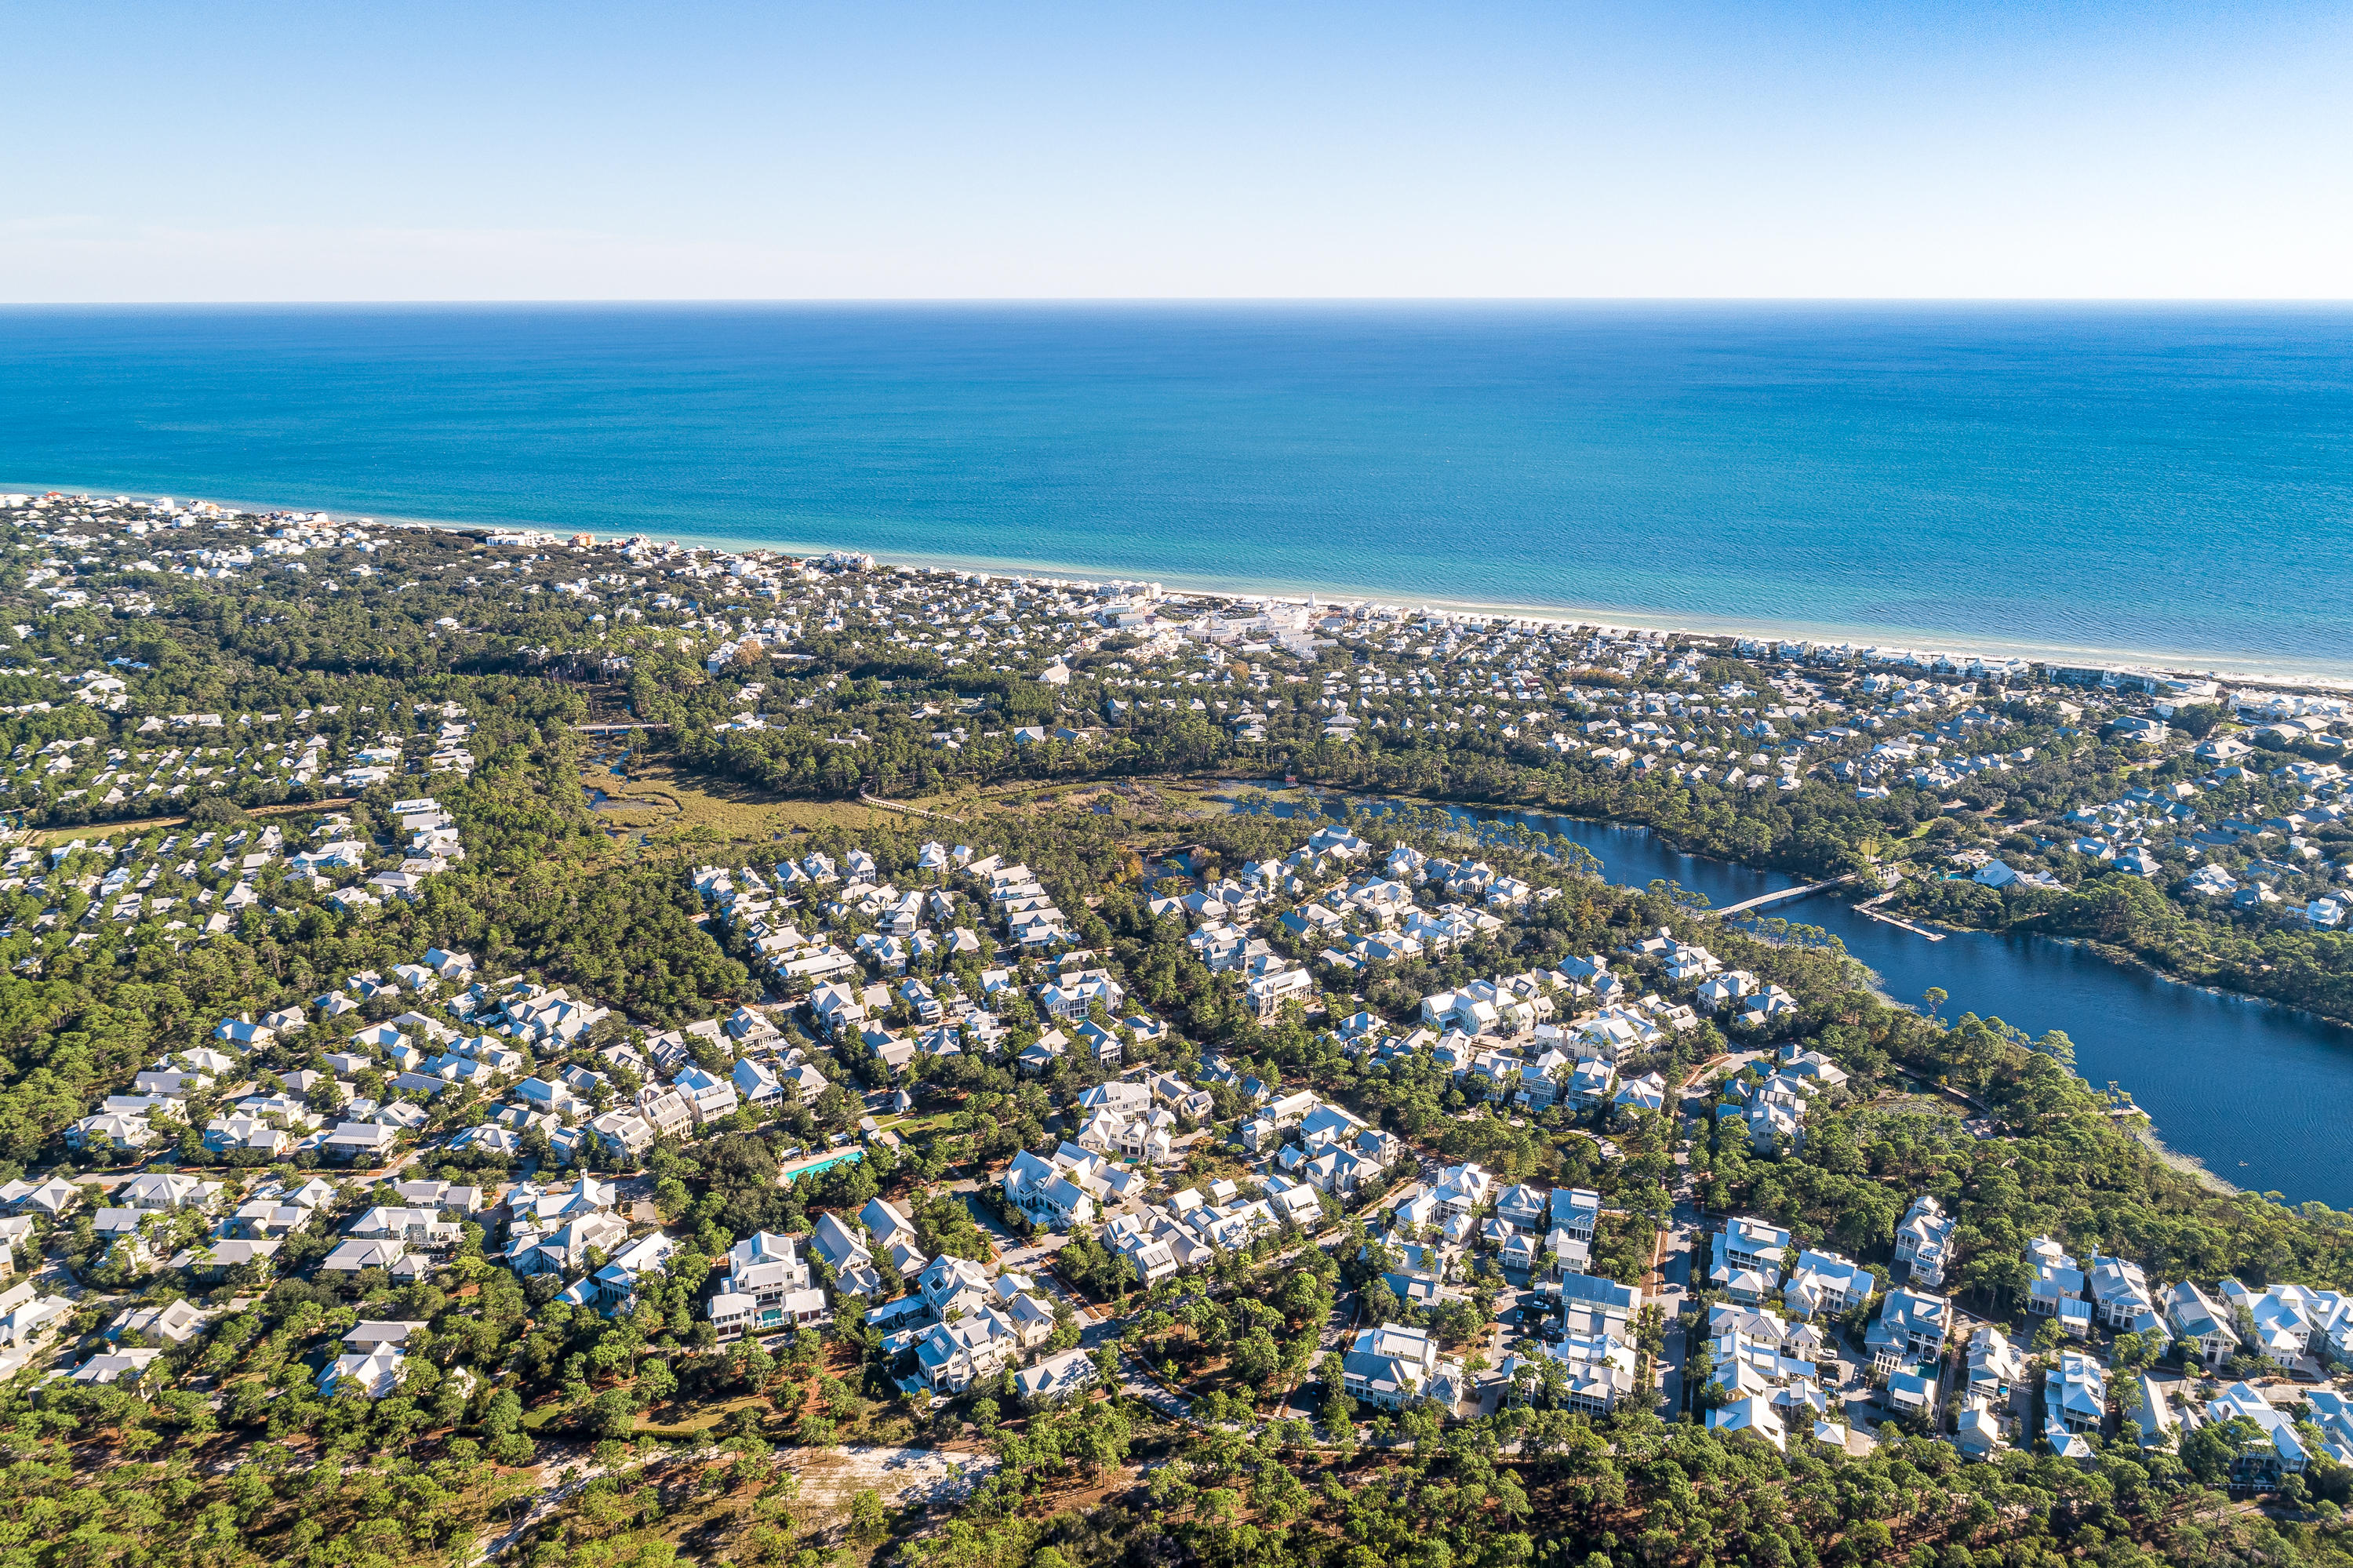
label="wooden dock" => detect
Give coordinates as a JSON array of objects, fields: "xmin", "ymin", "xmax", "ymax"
[{"xmin": 1850, "ymin": 883, "xmax": 1946, "ymax": 940}]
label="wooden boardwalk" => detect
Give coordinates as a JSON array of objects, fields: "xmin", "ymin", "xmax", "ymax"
[{"xmin": 859, "ymin": 791, "xmax": 964, "ymax": 824}]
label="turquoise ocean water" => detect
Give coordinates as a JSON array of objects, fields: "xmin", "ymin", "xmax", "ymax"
[{"xmin": 5, "ymin": 302, "xmax": 2353, "ymax": 676}]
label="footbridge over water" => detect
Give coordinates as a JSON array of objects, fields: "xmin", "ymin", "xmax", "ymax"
[{"xmin": 1706, "ymin": 875, "xmax": 1851, "ymax": 918}]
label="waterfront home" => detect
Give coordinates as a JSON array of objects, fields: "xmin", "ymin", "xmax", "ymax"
[
  {"xmin": 2219, "ymin": 1278, "xmax": 2323, "ymax": 1364},
  {"xmin": 1776, "ymin": 1045, "xmax": 1849, "ymax": 1089},
  {"xmin": 1697, "ymin": 970, "xmax": 1758, "ymax": 1013}
]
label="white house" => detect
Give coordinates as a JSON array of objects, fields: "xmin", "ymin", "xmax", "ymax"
[
  {"xmin": 1341, "ymin": 1321, "xmax": 1464, "ymax": 1413},
  {"xmin": 1893, "ymin": 1195, "xmax": 1955, "ymax": 1287},
  {"xmin": 1002, "ymin": 1149, "xmax": 1096, "ymax": 1231}
]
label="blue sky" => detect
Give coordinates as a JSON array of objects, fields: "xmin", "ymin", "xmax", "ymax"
[{"xmin": 5, "ymin": 0, "xmax": 2348, "ymax": 299}]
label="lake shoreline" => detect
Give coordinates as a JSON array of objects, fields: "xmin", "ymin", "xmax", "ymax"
[
  {"xmin": 1384, "ymin": 781, "xmax": 2353, "ymax": 1040},
  {"xmin": 14, "ymin": 477, "xmax": 2353, "ymax": 687},
  {"xmin": 2127, "ymin": 1120, "xmax": 2243, "ymax": 1198},
  {"xmin": 1353, "ymin": 788, "xmax": 2318, "ymax": 1202},
  {"xmin": 1892, "ymin": 890, "xmax": 2353, "ymax": 1037}
]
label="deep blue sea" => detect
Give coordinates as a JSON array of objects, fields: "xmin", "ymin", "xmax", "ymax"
[{"xmin": 5, "ymin": 303, "xmax": 2353, "ymax": 676}]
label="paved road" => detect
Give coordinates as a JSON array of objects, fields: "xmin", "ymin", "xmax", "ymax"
[
  {"xmin": 1014, "ymin": 1168, "xmax": 1424, "ymax": 1430},
  {"xmin": 1019, "ymin": 1248, "xmax": 1193, "ymax": 1421},
  {"xmin": 950, "ymin": 1177, "xmax": 1197, "ymax": 1423},
  {"xmin": 1654, "ymin": 1204, "xmax": 1699, "ymax": 1417},
  {"xmin": 956, "ymin": 1188, "xmax": 1071, "ymax": 1275},
  {"xmin": 923, "ymin": 1162, "xmax": 1424, "ymax": 1436}
]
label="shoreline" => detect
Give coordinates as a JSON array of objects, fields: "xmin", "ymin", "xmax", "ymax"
[
  {"xmin": 1389, "ymin": 788, "xmax": 2300, "ymax": 1198},
  {"xmin": 2127, "ymin": 1120, "xmax": 2242, "ymax": 1197},
  {"xmin": 13, "ymin": 478, "xmax": 2353, "ymax": 689},
  {"xmin": 1395, "ymin": 784, "xmax": 2353, "ymax": 1039}
]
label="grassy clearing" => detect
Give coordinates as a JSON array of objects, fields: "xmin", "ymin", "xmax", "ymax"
[
  {"xmin": 24, "ymin": 795, "xmax": 362, "ymax": 848},
  {"xmin": 903, "ymin": 775, "xmax": 1244, "ymax": 823},
  {"xmin": 580, "ymin": 758, "xmax": 890, "ymax": 844},
  {"xmin": 1118, "ymin": 777, "xmax": 1250, "ymax": 816},
  {"xmin": 566, "ymin": 757, "xmax": 1278, "ymax": 854},
  {"xmin": 880, "ymin": 1109, "xmax": 960, "ymax": 1139},
  {"xmin": 631, "ymin": 1392, "xmax": 770, "ymax": 1439}
]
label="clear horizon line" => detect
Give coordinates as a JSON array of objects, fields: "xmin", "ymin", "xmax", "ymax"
[{"xmin": 5, "ymin": 295, "xmax": 2353, "ymax": 309}]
